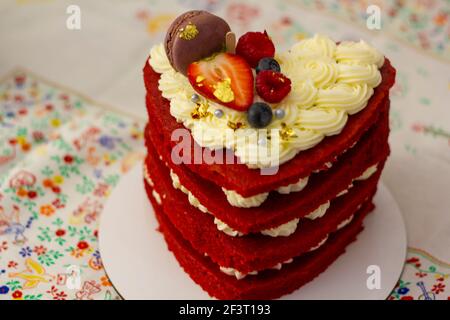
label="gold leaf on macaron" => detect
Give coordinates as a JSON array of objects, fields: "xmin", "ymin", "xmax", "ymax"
[{"xmin": 179, "ymin": 22, "xmax": 199, "ymax": 40}]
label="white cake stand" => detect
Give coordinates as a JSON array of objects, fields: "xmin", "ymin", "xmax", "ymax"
[{"xmin": 99, "ymin": 163, "xmax": 407, "ymax": 300}]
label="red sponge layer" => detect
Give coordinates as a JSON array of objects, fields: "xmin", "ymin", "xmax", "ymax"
[
  {"xmin": 143, "ymin": 57, "xmax": 395, "ymax": 196},
  {"xmin": 145, "ymin": 101, "xmax": 389, "ymax": 233},
  {"xmin": 149, "ymin": 187, "xmax": 373, "ymax": 300},
  {"xmin": 144, "ymin": 140, "xmax": 383, "ymax": 273}
]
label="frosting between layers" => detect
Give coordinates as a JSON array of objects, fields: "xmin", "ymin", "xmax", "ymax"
[
  {"xmin": 218, "ymin": 228, "xmax": 349, "ymax": 280},
  {"xmin": 355, "ymin": 164, "xmax": 378, "ymax": 181},
  {"xmin": 222, "ymin": 175, "xmax": 309, "ymax": 208},
  {"xmin": 336, "ymin": 164, "xmax": 378, "ymax": 197},
  {"xmin": 144, "ymin": 161, "xmax": 378, "ymax": 238},
  {"xmin": 148, "ymin": 34, "xmax": 384, "ymax": 168},
  {"xmin": 166, "ymin": 166, "xmax": 374, "ymax": 237},
  {"xmin": 168, "ymin": 169, "xmax": 315, "ymax": 237}
]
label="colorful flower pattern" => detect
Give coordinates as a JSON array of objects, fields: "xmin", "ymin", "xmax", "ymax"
[
  {"xmin": 389, "ymin": 248, "xmax": 450, "ymax": 300},
  {"xmin": 0, "ymin": 70, "xmax": 145, "ymax": 300},
  {"xmin": 293, "ymin": 0, "xmax": 450, "ymax": 62}
]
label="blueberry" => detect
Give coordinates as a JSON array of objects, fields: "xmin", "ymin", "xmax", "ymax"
[
  {"xmin": 247, "ymin": 102, "xmax": 273, "ymax": 128},
  {"xmin": 256, "ymin": 57, "xmax": 281, "ymax": 74}
]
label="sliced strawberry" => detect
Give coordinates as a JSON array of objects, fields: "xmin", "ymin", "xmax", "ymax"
[{"xmin": 187, "ymin": 53, "xmax": 254, "ymax": 112}]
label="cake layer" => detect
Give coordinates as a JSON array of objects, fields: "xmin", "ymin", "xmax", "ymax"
[
  {"xmin": 145, "ymin": 99, "xmax": 389, "ymax": 233},
  {"xmin": 144, "ymin": 140, "xmax": 383, "ymax": 273},
  {"xmin": 143, "ymin": 58, "xmax": 395, "ymax": 197},
  {"xmin": 148, "ymin": 186, "xmax": 373, "ymax": 299}
]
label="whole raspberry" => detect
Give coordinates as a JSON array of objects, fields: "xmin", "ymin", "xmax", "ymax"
[
  {"xmin": 236, "ymin": 31, "xmax": 275, "ymax": 68},
  {"xmin": 256, "ymin": 71, "xmax": 292, "ymax": 103}
]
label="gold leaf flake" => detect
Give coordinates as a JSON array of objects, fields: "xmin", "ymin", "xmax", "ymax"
[
  {"xmin": 179, "ymin": 22, "xmax": 199, "ymax": 40},
  {"xmin": 213, "ymin": 78, "xmax": 235, "ymax": 103},
  {"xmin": 279, "ymin": 123, "xmax": 297, "ymax": 140},
  {"xmin": 191, "ymin": 102, "xmax": 211, "ymax": 120},
  {"xmin": 227, "ymin": 121, "xmax": 246, "ymax": 131}
]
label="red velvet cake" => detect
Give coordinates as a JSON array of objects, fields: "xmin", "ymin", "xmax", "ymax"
[{"xmin": 142, "ymin": 10, "xmax": 396, "ymax": 299}]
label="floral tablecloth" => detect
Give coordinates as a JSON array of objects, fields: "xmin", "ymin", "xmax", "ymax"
[{"xmin": 0, "ymin": 0, "xmax": 449, "ymax": 300}]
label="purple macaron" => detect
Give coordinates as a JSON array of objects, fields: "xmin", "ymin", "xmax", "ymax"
[{"xmin": 164, "ymin": 10, "xmax": 231, "ymax": 76}]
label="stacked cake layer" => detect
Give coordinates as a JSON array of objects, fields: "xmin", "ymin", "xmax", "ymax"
[{"xmin": 142, "ymin": 53, "xmax": 396, "ymax": 299}]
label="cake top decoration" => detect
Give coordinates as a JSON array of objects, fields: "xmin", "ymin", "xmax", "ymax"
[{"xmin": 151, "ymin": 11, "xmax": 385, "ymax": 168}]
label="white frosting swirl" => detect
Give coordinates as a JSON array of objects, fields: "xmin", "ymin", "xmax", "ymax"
[
  {"xmin": 297, "ymin": 57, "xmax": 338, "ymax": 88},
  {"xmin": 297, "ymin": 108, "xmax": 348, "ymax": 135},
  {"xmin": 337, "ymin": 63, "xmax": 381, "ymax": 87},
  {"xmin": 336, "ymin": 40, "xmax": 385, "ymax": 67},
  {"xmin": 160, "ymin": 71, "xmax": 192, "ymax": 100},
  {"xmin": 148, "ymin": 43, "xmax": 173, "ymax": 74},
  {"xmin": 291, "ymin": 34, "xmax": 337, "ymax": 59},
  {"xmin": 315, "ymin": 83, "xmax": 374, "ymax": 115},
  {"xmin": 281, "ymin": 79, "xmax": 318, "ymax": 108}
]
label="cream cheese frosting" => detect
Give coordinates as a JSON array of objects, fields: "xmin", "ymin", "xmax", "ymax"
[
  {"xmin": 221, "ymin": 175, "xmax": 309, "ymax": 208},
  {"xmin": 218, "ymin": 211, "xmax": 356, "ymax": 280},
  {"xmin": 143, "ymin": 162, "xmax": 377, "ymax": 238},
  {"xmin": 222, "ymin": 188, "xmax": 269, "ymax": 208},
  {"xmin": 335, "ymin": 163, "xmax": 378, "ymax": 197},
  {"xmin": 168, "ymin": 169, "xmax": 328, "ymax": 237},
  {"xmin": 355, "ymin": 164, "xmax": 378, "ymax": 181},
  {"xmin": 148, "ymin": 34, "xmax": 384, "ymax": 168},
  {"xmin": 152, "ymin": 190, "xmax": 162, "ymax": 205},
  {"xmin": 220, "ymin": 259, "xmax": 293, "ymax": 280}
]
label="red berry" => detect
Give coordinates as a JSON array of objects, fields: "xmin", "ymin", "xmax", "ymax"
[
  {"xmin": 256, "ymin": 71, "xmax": 292, "ymax": 103},
  {"xmin": 55, "ymin": 229, "xmax": 66, "ymax": 237},
  {"xmin": 187, "ymin": 53, "xmax": 254, "ymax": 112},
  {"xmin": 236, "ymin": 31, "xmax": 275, "ymax": 68}
]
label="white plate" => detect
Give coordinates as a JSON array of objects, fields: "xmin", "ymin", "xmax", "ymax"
[{"xmin": 99, "ymin": 163, "xmax": 407, "ymax": 300}]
